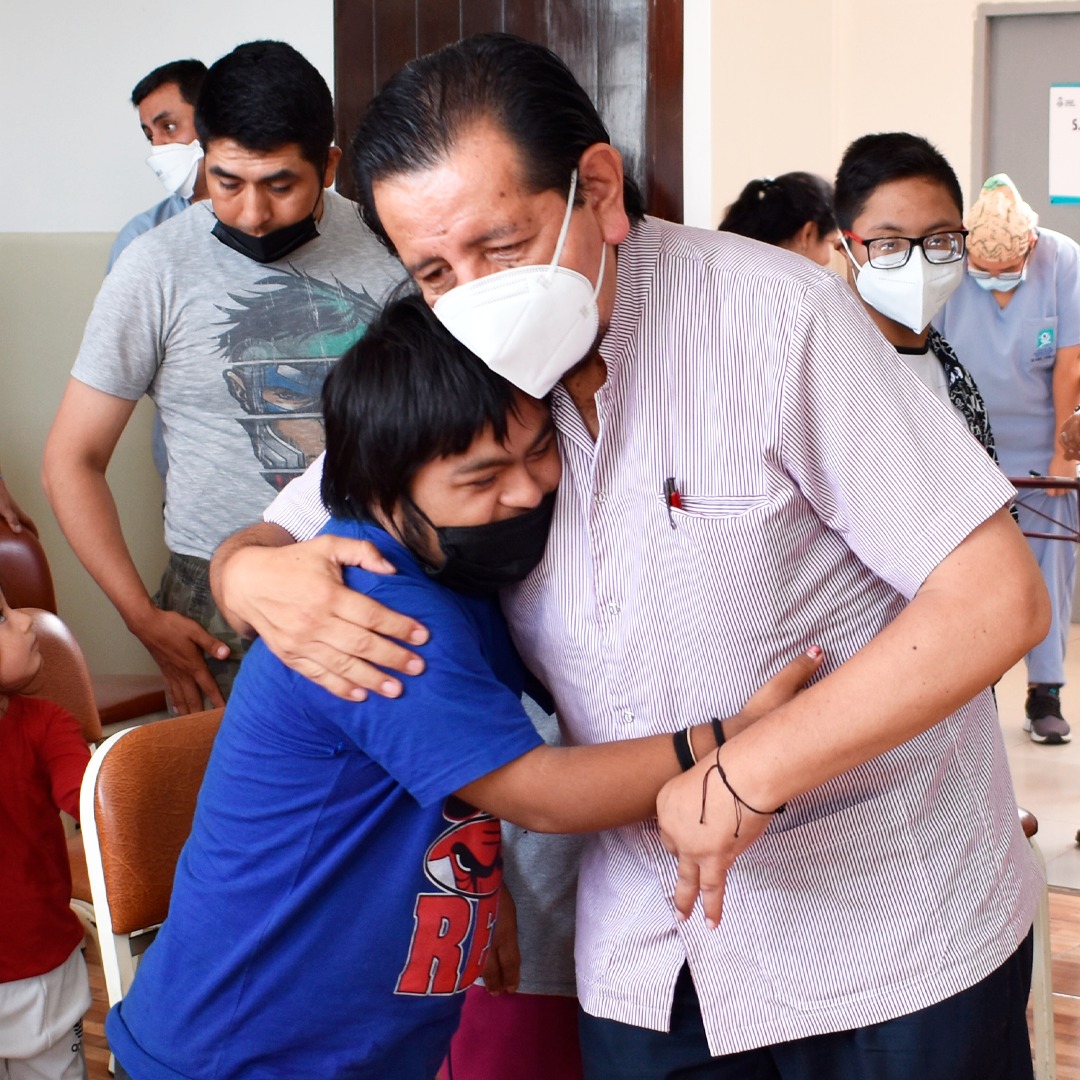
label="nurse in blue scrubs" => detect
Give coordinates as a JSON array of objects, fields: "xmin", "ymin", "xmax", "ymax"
[{"xmin": 936, "ymin": 174, "xmax": 1080, "ymax": 745}]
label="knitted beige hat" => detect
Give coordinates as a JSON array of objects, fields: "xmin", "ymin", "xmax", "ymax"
[{"xmin": 965, "ymin": 174, "xmax": 1038, "ymax": 262}]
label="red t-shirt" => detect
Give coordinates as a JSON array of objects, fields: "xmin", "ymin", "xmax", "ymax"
[{"xmin": 0, "ymin": 695, "xmax": 91, "ymax": 982}]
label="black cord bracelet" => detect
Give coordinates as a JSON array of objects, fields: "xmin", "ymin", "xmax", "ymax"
[{"xmin": 699, "ymin": 749, "xmax": 786, "ymax": 834}]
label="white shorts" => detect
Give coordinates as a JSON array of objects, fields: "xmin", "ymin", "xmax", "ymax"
[{"xmin": 0, "ymin": 948, "xmax": 90, "ymax": 1080}]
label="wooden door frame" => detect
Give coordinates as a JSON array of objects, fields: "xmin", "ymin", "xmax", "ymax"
[{"xmin": 333, "ymin": 1, "xmax": 683, "ymax": 222}]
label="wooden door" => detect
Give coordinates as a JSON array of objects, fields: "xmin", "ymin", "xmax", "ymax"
[{"xmin": 333, "ymin": 0, "xmax": 683, "ymax": 221}]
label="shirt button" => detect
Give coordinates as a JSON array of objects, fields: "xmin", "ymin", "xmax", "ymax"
[
  {"xmin": 596, "ymin": 491, "xmax": 607, "ymax": 505},
  {"xmin": 621, "ymin": 709, "xmax": 635, "ymax": 724},
  {"xmin": 608, "ymin": 602, "xmax": 620, "ymax": 616}
]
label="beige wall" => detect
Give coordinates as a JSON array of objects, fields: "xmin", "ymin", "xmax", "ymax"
[
  {"xmin": 686, "ymin": 0, "xmax": 1064, "ymax": 230},
  {"xmin": 0, "ymin": 234, "xmax": 166, "ymax": 674}
]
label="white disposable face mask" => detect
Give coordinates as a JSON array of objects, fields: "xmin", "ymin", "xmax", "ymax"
[
  {"xmin": 970, "ymin": 259, "xmax": 1027, "ymax": 294},
  {"xmin": 973, "ymin": 274, "xmax": 1022, "ymax": 293},
  {"xmin": 146, "ymin": 139, "xmax": 204, "ymax": 199},
  {"xmin": 433, "ymin": 169, "xmax": 606, "ymax": 398},
  {"xmin": 840, "ymin": 235, "xmax": 963, "ymax": 333}
]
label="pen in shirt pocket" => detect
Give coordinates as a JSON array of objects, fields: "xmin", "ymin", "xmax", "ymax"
[{"xmin": 664, "ymin": 476, "xmax": 682, "ymax": 529}]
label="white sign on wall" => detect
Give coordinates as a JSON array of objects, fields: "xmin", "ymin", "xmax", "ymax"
[{"xmin": 1050, "ymin": 83, "xmax": 1080, "ymax": 204}]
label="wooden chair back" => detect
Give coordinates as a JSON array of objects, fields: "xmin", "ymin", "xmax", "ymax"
[
  {"xmin": 25, "ymin": 608, "xmax": 102, "ymax": 743},
  {"xmin": 80, "ymin": 707, "xmax": 223, "ymax": 1007},
  {"xmin": 0, "ymin": 520, "xmax": 57, "ymax": 611}
]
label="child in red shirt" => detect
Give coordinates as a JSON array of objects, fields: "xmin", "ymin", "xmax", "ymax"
[{"xmin": 0, "ymin": 590, "xmax": 92, "ymax": 1079}]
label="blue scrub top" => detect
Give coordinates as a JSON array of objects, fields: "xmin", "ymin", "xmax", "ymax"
[{"xmin": 935, "ymin": 227, "xmax": 1080, "ymax": 477}]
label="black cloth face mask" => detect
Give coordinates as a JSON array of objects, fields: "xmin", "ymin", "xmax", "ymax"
[
  {"xmin": 212, "ymin": 214, "xmax": 319, "ymax": 263},
  {"xmin": 405, "ymin": 490, "xmax": 557, "ymax": 595}
]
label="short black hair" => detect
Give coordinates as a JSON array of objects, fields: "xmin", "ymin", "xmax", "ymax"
[
  {"xmin": 834, "ymin": 132, "xmax": 963, "ymax": 232},
  {"xmin": 349, "ymin": 32, "xmax": 646, "ymax": 254},
  {"xmin": 195, "ymin": 41, "xmax": 334, "ymax": 169},
  {"xmin": 718, "ymin": 172, "xmax": 835, "ymax": 246},
  {"xmin": 131, "ymin": 59, "xmax": 207, "ymax": 108},
  {"xmin": 321, "ymin": 291, "xmax": 523, "ymax": 526}
]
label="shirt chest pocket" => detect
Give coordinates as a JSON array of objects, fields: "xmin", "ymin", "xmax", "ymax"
[
  {"xmin": 1024, "ymin": 316, "xmax": 1058, "ymax": 367},
  {"xmin": 655, "ymin": 492, "xmax": 776, "ymax": 582},
  {"xmin": 659, "ymin": 492, "xmax": 771, "ymax": 522}
]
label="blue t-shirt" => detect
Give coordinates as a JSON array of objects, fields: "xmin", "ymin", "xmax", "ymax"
[
  {"xmin": 935, "ymin": 227, "xmax": 1080, "ymax": 477},
  {"xmin": 106, "ymin": 519, "xmax": 544, "ymax": 1080},
  {"xmin": 106, "ymin": 193, "xmax": 191, "ymax": 274}
]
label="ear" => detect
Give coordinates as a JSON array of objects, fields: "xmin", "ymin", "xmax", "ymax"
[
  {"xmin": 793, "ymin": 220, "xmax": 817, "ymax": 255},
  {"xmin": 577, "ymin": 142, "xmax": 632, "ymax": 246},
  {"xmin": 323, "ymin": 146, "xmax": 343, "ymax": 189}
]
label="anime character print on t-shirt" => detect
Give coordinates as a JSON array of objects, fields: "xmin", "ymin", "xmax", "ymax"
[
  {"xmin": 218, "ymin": 269, "xmax": 383, "ymax": 491},
  {"xmin": 396, "ymin": 795, "xmax": 503, "ymax": 997}
]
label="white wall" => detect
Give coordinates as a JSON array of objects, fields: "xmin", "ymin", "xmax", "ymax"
[
  {"xmin": 0, "ymin": 2, "xmax": 334, "ymax": 675},
  {"xmin": 2, "ymin": 0, "xmax": 334, "ymax": 232}
]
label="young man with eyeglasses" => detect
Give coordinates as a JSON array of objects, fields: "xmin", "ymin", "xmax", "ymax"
[
  {"xmin": 833, "ymin": 133, "xmax": 997, "ymax": 459},
  {"xmin": 937, "ymin": 174, "xmax": 1080, "ymax": 745}
]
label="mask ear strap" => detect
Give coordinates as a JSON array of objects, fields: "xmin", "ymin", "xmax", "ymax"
[
  {"xmin": 591, "ymin": 242, "xmax": 607, "ymax": 301},
  {"xmin": 547, "ymin": 169, "xmax": 580, "ymax": 275},
  {"xmin": 837, "ymin": 232, "xmax": 861, "ymax": 275}
]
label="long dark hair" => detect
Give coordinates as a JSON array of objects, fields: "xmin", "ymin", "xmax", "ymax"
[{"xmin": 718, "ymin": 172, "xmax": 835, "ymax": 247}]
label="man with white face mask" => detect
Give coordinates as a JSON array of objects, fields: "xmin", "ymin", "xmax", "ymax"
[
  {"xmin": 107, "ymin": 60, "xmax": 209, "ymax": 490},
  {"xmin": 105, "ymin": 59, "xmax": 209, "ymax": 274},
  {"xmin": 937, "ymin": 174, "xmax": 1080, "ymax": 745},
  {"xmin": 833, "ymin": 132, "xmax": 997, "ymax": 458},
  {"xmin": 211, "ymin": 34, "xmax": 1048, "ymax": 1079}
]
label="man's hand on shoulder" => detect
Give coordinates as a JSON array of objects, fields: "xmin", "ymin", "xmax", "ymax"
[{"xmin": 210, "ymin": 523, "xmax": 430, "ymax": 702}]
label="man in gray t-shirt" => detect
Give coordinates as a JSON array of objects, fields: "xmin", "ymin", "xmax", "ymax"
[{"xmin": 43, "ymin": 41, "xmax": 404, "ymax": 714}]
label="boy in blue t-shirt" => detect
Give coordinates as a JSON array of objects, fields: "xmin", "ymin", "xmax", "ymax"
[{"xmin": 108, "ymin": 295, "xmax": 819, "ymax": 1080}]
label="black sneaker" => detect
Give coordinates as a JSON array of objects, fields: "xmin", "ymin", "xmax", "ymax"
[{"xmin": 1024, "ymin": 684, "xmax": 1072, "ymax": 744}]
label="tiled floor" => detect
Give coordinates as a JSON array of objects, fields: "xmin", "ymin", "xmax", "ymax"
[{"xmin": 1002, "ymin": 623, "xmax": 1080, "ymax": 889}]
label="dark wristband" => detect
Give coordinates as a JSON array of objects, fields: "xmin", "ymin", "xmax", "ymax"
[
  {"xmin": 673, "ymin": 728, "xmax": 696, "ymax": 771},
  {"xmin": 711, "ymin": 716, "xmax": 726, "ymax": 748}
]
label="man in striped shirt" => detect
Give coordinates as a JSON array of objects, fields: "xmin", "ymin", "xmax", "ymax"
[{"xmin": 211, "ymin": 34, "xmax": 1048, "ymax": 1080}]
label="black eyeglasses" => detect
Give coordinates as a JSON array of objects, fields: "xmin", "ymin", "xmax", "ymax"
[{"xmin": 843, "ymin": 229, "xmax": 968, "ymax": 270}]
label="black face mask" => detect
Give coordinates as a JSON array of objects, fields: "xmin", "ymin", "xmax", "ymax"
[
  {"xmin": 212, "ymin": 214, "xmax": 319, "ymax": 263},
  {"xmin": 406, "ymin": 490, "xmax": 557, "ymax": 595}
]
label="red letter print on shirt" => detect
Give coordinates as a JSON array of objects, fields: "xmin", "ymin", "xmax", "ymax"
[{"xmin": 396, "ymin": 796, "xmax": 503, "ymax": 996}]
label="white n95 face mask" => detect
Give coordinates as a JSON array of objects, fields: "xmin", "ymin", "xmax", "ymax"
[
  {"xmin": 841, "ymin": 236, "xmax": 963, "ymax": 333},
  {"xmin": 433, "ymin": 169, "xmax": 606, "ymax": 399},
  {"xmin": 146, "ymin": 140, "xmax": 204, "ymax": 199}
]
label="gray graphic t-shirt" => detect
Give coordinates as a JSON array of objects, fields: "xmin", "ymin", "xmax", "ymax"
[{"xmin": 73, "ymin": 190, "xmax": 405, "ymax": 559}]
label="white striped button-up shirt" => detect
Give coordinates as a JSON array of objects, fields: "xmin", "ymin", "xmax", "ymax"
[{"xmin": 265, "ymin": 218, "xmax": 1039, "ymax": 1055}]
